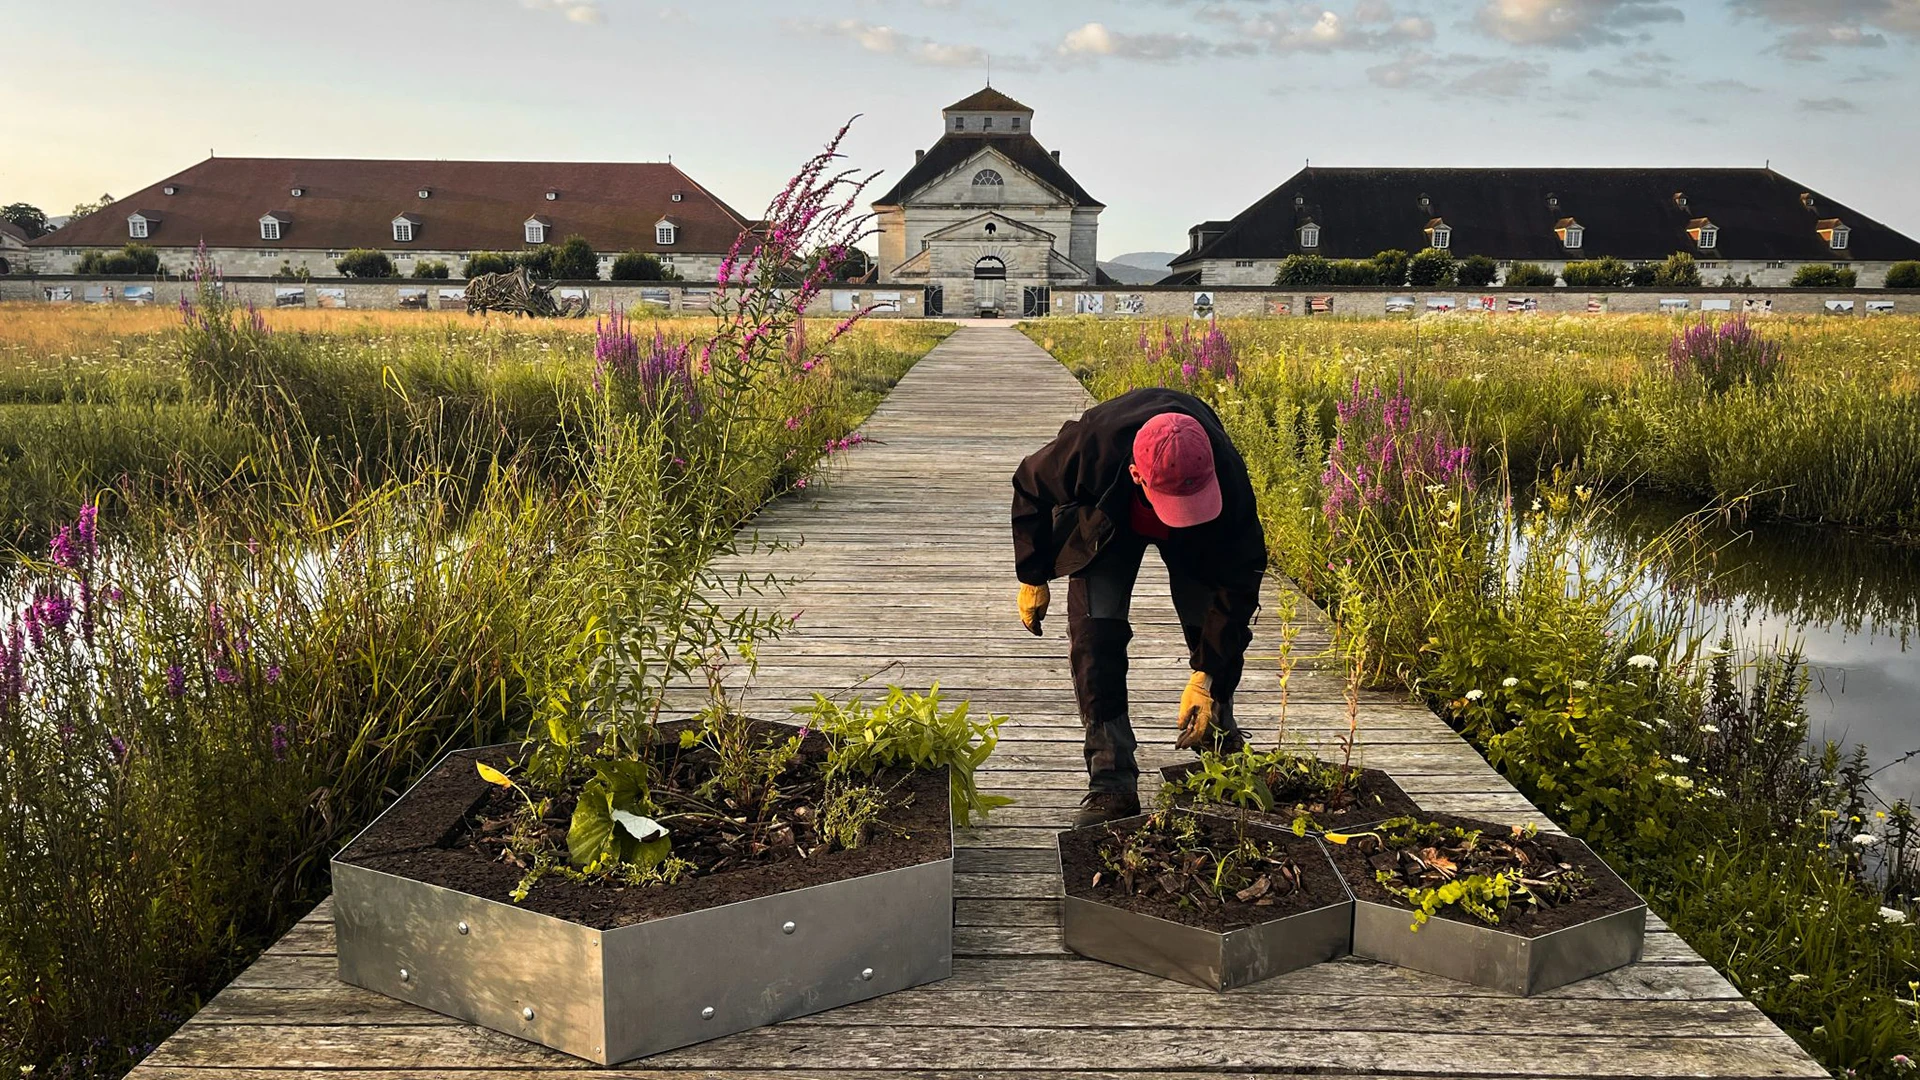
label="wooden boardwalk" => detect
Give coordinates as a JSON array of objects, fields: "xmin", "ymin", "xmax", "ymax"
[{"xmin": 131, "ymin": 324, "xmax": 1823, "ymax": 1079}]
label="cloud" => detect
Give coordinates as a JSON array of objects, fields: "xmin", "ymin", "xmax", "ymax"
[
  {"xmin": 805, "ymin": 18, "xmax": 997, "ymax": 68},
  {"xmin": 1195, "ymin": 4, "xmax": 1435, "ymax": 53},
  {"xmin": 1472, "ymin": 0, "xmax": 1684, "ymax": 48},
  {"xmin": 1056, "ymin": 21, "xmax": 1240, "ymax": 61},
  {"xmin": 1798, "ymin": 96, "xmax": 1864, "ymax": 112},
  {"xmin": 1586, "ymin": 47, "xmax": 1672, "ymax": 87},
  {"xmin": 1730, "ymin": 0, "xmax": 1920, "ymax": 59},
  {"xmin": 1365, "ymin": 50, "xmax": 1550, "ymax": 96},
  {"xmin": 1697, "ymin": 77, "xmax": 1764, "ymax": 92},
  {"xmin": 521, "ymin": 0, "xmax": 603, "ymax": 23}
]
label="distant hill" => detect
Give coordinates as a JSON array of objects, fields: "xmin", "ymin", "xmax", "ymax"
[{"xmin": 1097, "ymin": 251, "xmax": 1179, "ymax": 285}]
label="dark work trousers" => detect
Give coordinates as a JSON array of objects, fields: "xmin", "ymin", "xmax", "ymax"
[{"xmin": 1066, "ymin": 532, "xmax": 1263, "ymax": 794}]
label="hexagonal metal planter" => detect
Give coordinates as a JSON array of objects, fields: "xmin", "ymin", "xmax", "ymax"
[
  {"xmin": 1056, "ymin": 811, "xmax": 1353, "ymax": 990},
  {"xmin": 330, "ymin": 740, "xmax": 953, "ymax": 1064},
  {"xmin": 1342, "ymin": 825, "xmax": 1647, "ymax": 996},
  {"xmin": 1159, "ymin": 759, "xmax": 1422, "ymax": 833}
]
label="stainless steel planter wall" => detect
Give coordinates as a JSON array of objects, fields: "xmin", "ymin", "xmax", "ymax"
[
  {"xmin": 332, "ymin": 745, "xmax": 954, "ymax": 1064},
  {"xmin": 1349, "ymin": 835, "xmax": 1647, "ymax": 996},
  {"xmin": 1056, "ymin": 813, "xmax": 1353, "ymax": 991}
]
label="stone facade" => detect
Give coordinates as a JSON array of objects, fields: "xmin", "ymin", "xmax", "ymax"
[
  {"xmin": 26, "ymin": 244, "xmax": 722, "ymax": 283},
  {"xmin": 1186, "ymin": 257, "xmax": 1907, "ymax": 289},
  {"xmin": 1037, "ymin": 285, "xmax": 1907, "ymax": 319},
  {"xmin": 875, "ymin": 88, "xmax": 1102, "ymax": 316}
]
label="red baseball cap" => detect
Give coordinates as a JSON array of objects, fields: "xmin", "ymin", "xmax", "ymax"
[{"xmin": 1132, "ymin": 413, "xmax": 1222, "ymax": 527}]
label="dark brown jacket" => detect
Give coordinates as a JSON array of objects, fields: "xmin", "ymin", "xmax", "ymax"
[{"xmin": 1010, "ymin": 388, "xmax": 1267, "ymax": 586}]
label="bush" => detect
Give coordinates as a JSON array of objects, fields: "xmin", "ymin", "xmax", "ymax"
[
  {"xmin": 1793, "ymin": 264, "xmax": 1858, "ymax": 288},
  {"xmin": 1407, "ymin": 247, "xmax": 1456, "ymax": 287},
  {"xmin": 1456, "ymin": 254, "xmax": 1498, "ymax": 287},
  {"xmin": 410, "ymin": 260, "xmax": 449, "ymax": 279},
  {"xmin": 334, "ymin": 249, "xmax": 395, "ymax": 278},
  {"xmin": 1654, "ymin": 252, "xmax": 1701, "ymax": 288},
  {"xmin": 1503, "ymin": 262, "xmax": 1557, "ymax": 287},
  {"xmin": 1275, "ymin": 253, "xmax": 1333, "ymax": 287},
  {"xmin": 1886, "ymin": 261, "xmax": 1920, "ymax": 289},
  {"xmin": 462, "ymin": 252, "xmax": 516, "ymax": 278},
  {"xmin": 1327, "ymin": 259, "xmax": 1382, "ymax": 286},
  {"xmin": 549, "ymin": 234, "xmax": 599, "ymax": 280},
  {"xmin": 1627, "ymin": 262, "xmax": 1658, "ymax": 288},
  {"xmin": 1668, "ymin": 316, "xmax": 1782, "ymax": 393},
  {"xmin": 1370, "ymin": 249, "xmax": 1411, "ymax": 287},
  {"xmin": 609, "ymin": 251, "xmax": 682, "ymax": 281},
  {"xmin": 75, "ymin": 244, "xmax": 161, "ymax": 276},
  {"xmin": 1562, "ymin": 256, "xmax": 1630, "ymax": 288},
  {"xmin": 518, "ymin": 246, "xmax": 556, "ymax": 278}
]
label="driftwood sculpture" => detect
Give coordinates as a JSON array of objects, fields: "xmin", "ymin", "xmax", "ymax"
[{"xmin": 464, "ymin": 266, "xmax": 590, "ymax": 318}]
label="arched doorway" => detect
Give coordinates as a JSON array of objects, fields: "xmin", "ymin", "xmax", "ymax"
[{"xmin": 973, "ymin": 256, "xmax": 1006, "ymax": 316}]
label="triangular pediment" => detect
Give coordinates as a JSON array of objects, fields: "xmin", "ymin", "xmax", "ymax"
[
  {"xmin": 902, "ymin": 146, "xmax": 1077, "ymax": 208},
  {"xmin": 923, "ymin": 212, "xmax": 1056, "ymax": 243}
]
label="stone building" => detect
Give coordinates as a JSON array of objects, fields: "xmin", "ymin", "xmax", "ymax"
[
  {"xmin": 27, "ymin": 157, "xmax": 753, "ymax": 279},
  {"xmin": 1165, "ymin": 167, "xmax": 1920, "ymax": 288},
  {"xmin": 872, "ymin": 87, "xmax": 1104, "ymax": 316},
  {"xmin": 0, "ymin": 219, "xmax": 31, "ymax": 275}
]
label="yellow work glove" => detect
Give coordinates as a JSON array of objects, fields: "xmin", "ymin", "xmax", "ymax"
[
  {"xmin": 1017, "ymin": 583, "xmax": 1050, "ymax": 636},
  {"xmin": 1176, "ymin": 671, "xmax": 1215, "ymax": 749}
]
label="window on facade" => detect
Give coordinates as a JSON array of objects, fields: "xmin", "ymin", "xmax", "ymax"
[
  {"xmin": 983, "ymin": 116, "xmax": 993, "ymax": 130},
  {"xmin": 1011, "ymin": 116, "xmax": 1021, "ymax": 131},
  {"xmin": 953, "ymin": 116, "xmax": 964, "ymax": 131},
  {"xmin": 971, "ymin": 169, "xmax": 1004, "ymax": 186},
  {"xmin": 128, "ymin": 217, "xmax": 148, "ymax": 239},
  {"xmin": 393, "ymin": 221, "xmax": 414, "ymax": 243},
  {"xmin": 656, "ymin": 224, "xmax": 676, "ymax": 245},
  {"xmin": 1430, "ymin": 226, "xmax": 1452, "ymax": 249},
  {"xmin": 1698, "ymin": 225, "xmax": 1719, "ymax": 249},
  {"xmin": 1299, "ymin": 225, "xmax": 1320, "ymax": 248},
  {"xmin": 1234, "ymin": 260, "xmax": 1256, "ymax": 268},
  {"xmin": 525, "ymin": 223, "xmax": 546, "ymax": 244},
  {"xmin": 1767, "ymin": 260, "xmax": 1786, "ymax": 269},
  {"xmin": 1831, "ymin": 227, "xmax": 1850, "ymax": 250},
  {"xmin": 261, "ymin": 220, "xmax": 281, "ymax": 241},
  {"xmin": 1563, "ymin": 225, "xmax": 1584, "ymax": 249}
]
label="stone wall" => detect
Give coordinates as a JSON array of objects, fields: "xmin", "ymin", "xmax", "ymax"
[
  {"xmin": 26, "ymin": 245, "xmax": 725, "ymax": 282},
  {"xmin": 1186, "ymin": 257, "xmax": 1905, "ymax": 289},
  {"xmin": 1041, "ymin": 284, "xmax": 1913, "ymax": 319},
  {"xmin": 1, "ymin": 275, "xmax": 926, "ymax": 318}
]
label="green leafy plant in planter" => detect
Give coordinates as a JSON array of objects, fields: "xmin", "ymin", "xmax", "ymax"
[{"xmin": 1327, "ymin": 816, "xmax": 1589, "ymax": 931}]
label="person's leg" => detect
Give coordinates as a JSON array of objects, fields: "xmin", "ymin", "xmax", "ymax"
[
  {"xmin": 1165, "ymin": 554, "xmax": 1263, "ymax": 753},
  {"xmin": 1066, "ymin": 536, "xmax": 1148, "ymax": 796}
]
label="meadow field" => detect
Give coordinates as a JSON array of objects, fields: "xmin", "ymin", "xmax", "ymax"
[
  {"xmin": 0, "ymin": 285, "xmax": 947, "ymax": 1077},
  {"xmin": 1028, "ymin": 312, "xmax": 1920, "ymax": 1078}
]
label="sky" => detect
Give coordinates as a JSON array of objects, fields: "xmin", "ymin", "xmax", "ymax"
[{"xmin": 4, "ymin": 0, "xmax": 1918, "ymax": 257}]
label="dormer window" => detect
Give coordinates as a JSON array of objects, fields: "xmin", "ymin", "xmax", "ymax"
[
  {"xmin": 982, "ymin": 116, "xmax": 993, "ymax": 130},
  {"xmin": 1557, "ymin": 218, "xmax": 1584, "ymax": 250},
  {"xmin": 671, "ymin": 191, "xmax": 684, "ymax": 203},
  {"xmin": 1011, "ymin": 116, "xmax": 1022, "ymax": 131},
  {"xmin": 417, "ymin": 189, "xmax": 431, "ymax": 200},
  {"xmin": 163, "ymin": 185, "xmax": 177, "ymax": 196},
  {"xmin": 127, "ymin": 214, "xmax": 149, "ymax": 239},
  {"xmin": 1426, "ymin": 219, "xmax": 1452, "ymax": 249},
  {"xmin": 656, "ymin": 220, "xmax": 677, "ymax": 246},
  {"xmin": 524, "ymin": 218, "xmax": 548, "ymax": 244},
  {"xmin": 259, "ymin": 213, "xmax": 288, "ymax": 242},
  {"xmin": 1819, "ymin": 219, "xmax": 1850, "ymax": 250},
  {"xmin": 972, "ymin": 169, "xmax": 1004, "ymax": 186},
  {"xmin": 291, "ymin": 187, "xmax": 304, "ymax": 197},
  {"xmin": 392, "ymin": 216, "xmax": 418, "ymax": 243},
  {"xmin": 953, "ymin": 115, "xmax": 964, "ymax": 131},
  {"xmin": 1689, "ymin": 218, "xmax": 1718, "ymax": 249},
  {"xmin": 1299, "ymin": 223, "xmax": 1320, "ymax": 249},
  {"xmin": 1673, "ymin": 191, "xmax": 1688, "ymax": 209}
]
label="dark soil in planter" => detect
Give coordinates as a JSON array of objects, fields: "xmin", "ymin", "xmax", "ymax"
[
  {"xmin": 1059, "ymin": 811, "xmax": 1348, "ymax": 933},
  {"xmin": 337, "ymin": 720, "xmax": 951, "ymax": 930},
  {"xmin": 1326, "ymin": 812, "xmax": 1640, "ymax": 936},
  {"xmin": 1160, "ymin": 759, "xmax": 1421, "ymax": 831}
]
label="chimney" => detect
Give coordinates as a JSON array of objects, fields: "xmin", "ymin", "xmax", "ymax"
[
  {"xmin": 915, "ymin": 149, "xmax": 924, "ymax": 163},
  {"xmin": 1051, "ymin": 150, "xmax": 1060, "ymax": 162}
]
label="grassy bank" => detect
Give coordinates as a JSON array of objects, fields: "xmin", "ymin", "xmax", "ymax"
[
  {"xmin": 0, "ymin": 264, "xmax": 947, "ymax": 1072},
  {"xmin": 1035, "ymin": 315, "xmax": 1920, "ymax": 538},
  {"xmin": 1029, "ymin": 315, "xmax": 1920, "ymax": 1078}
]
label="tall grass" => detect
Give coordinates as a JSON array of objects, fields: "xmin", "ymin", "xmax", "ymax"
[
  {"xmin": 1033, "ymin": 314, "xmax": 1920, "ymax": 537},
  {"xmin": 1040, "ymin": 319, "xmax": 1920, "ymax": 1077},
  {"xmin": 0, "ymin": 278, "xmax": 946, "ymax": 1074}
]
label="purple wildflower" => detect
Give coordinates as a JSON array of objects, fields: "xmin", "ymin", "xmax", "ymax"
[
  {"xmin": 266, "ymin": 665, "xmax": 282, "ymax": 684},
  {"xmin": 108, "ymin": 734, "xmax": 129, "ymax": 762},
  {"xmin": 214, "ymin": 666, "xmax": 239, "ymax": 686},
  {"xmin": 270, "ymin": 724, "xmax": 289, "ymax": 760},
  {"xmin": 166, "ymin": 664, "xmax": 186, "ymax": 698}
]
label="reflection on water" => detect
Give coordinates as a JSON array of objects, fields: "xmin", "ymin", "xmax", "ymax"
[{"xmin": 1597, "ymin": 498, "xmax": 1920, "ymax": 800}]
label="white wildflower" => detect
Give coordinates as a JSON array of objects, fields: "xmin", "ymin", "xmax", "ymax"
[
  {"xmin": 1669, "ymin": 775, "xmax": 1695, "ymax": 790},
  {"xmin": 1671, "ymin": 754, "xmax": 1690, "ymax": 765},
  {"xmin": 1854, "ymin": 833, "xmax": 1882, "ymax": 847},
  {"xmin": 1502, "ymin": 677, "xmax": 1519, "ymax": 688},
  {"xmin": 1531, "ymin": 498, "xmax": 1543, "ymax": 512},
  {"xmin": 1881, "ymin": 907, "xmax": 1909, "ymax": 924},
  {"xmin": 1464, "ymin": 689, "xmax": 1485, "ymax": 702},
  {"xmin": 1571, "ymin": 679, "xmax": 1590, "ymax": 691},
  {"xmin": 1424, "ymin": 484, "xmax": 1445, "ymax": 495},
  {"xmin": 1627, "ymin": 654, "xmax": 1658, "ymax": 670},
  {"xmin": 1445, "ymin": 500, "xmax": 1460, "ymax": 515},
  {"xmin": 1701, "ymin": 723, "xmax": 1721, "ymax": 734},
  {"xmin": 1790, "ymin": 973, "xmax": 1810, "ymax": 983}
]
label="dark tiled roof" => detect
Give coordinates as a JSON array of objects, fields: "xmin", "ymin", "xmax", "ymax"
[
  {"xmin": 32, "ymin": 157, "xmax": 753, "ymax": 252},
  {"xmin": 873, "ymin": 134, "xmax": 1101, "ymax": 208},
  {"xmin": 0, "ymin": 219, "xmax": 27, "ymax": 244},
  {"xmin": 945, "ymin": 86, "xmax": 1031, "ymax": 112},
  {"xmin": 1171, "ymin": 167, "xmax": 1920, "ymax": 266},
  {"xmin": 1154, "ymin": 267, "xmax": 1204, "ymax": 287}
]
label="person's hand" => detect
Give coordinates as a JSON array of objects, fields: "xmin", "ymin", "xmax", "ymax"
[
  {"xmin": 1176, "ymin": 671, "xmax": 1215, "ymax": 749},
  {"xmin": 1017, "ymin": 583, "xmax": 1050, "ymax": 636}
]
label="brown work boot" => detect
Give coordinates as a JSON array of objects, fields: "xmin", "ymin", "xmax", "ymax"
[{"xmin": 1072, "ymin": 789, "xmax": 1141, "ymax": 828}]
